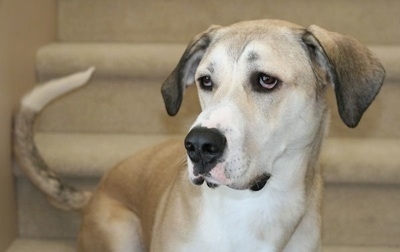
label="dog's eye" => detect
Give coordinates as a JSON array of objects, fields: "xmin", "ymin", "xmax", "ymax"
[
  {"xmin": 258, "ymin": 73, "xmax": 279, "ymax": 90},
  {"xmin": 198, "ymin": 76, "xmax": 213, "ymax": 91},
  {"xmin": 251, "ymin": 72, "xmax": 281, "ymax": 92}
]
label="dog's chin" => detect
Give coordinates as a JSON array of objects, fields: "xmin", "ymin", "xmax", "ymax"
[{"xmin": 190, "ymin": 173, "xmax": 271, "ymax": 191}]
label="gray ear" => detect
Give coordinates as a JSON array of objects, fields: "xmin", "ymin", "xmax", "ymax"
[
  {"xmin": 302, "ymin": 25, "xmax": 385, "ymax": 128},
  {"xmin": 161, "ymin": 25, "xmax": 221, "ymax": 116}
]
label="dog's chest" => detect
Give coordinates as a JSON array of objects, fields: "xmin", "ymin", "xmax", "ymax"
[{"xmin": 181, "ymin": 186, "xmax": 299, "ymax": 251}]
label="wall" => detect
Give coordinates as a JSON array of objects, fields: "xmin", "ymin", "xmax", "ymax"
[{"xmin": 0, "ymin": 0, "xmax": 56, "ymax": 250}]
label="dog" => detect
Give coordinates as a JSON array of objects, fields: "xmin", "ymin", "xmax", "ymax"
[{"xmin": 15, "ymin": 19, "xmax": 385, "ymax": 252}]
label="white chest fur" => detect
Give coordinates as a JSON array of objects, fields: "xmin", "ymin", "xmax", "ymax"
[{"xmin": 178, "ymin": 182, "xmax": 306, "ymax": 252}]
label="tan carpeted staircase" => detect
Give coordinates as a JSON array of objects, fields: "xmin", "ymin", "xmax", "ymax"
[{"xmin": 7, "ymin": 0, "xmax": 400, "ymax": 251}]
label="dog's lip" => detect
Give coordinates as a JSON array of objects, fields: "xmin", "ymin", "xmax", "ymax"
[
  {"xmin": 191, "ymin": 176, "xmax": 205, "ymax": 186},
  {"xmin": 190, "ymin": 173, "xmax": 271, "ymax": 192},
  {"xmin": 190, "ymin": 173, "xmax": 223, "ymax": 187},
  {"xmin": 225, "ymin": 173, "xmax": 271, "ymax": 191},
  {"xmin": 249, "ymin": 173, "xmax": 271, "ymax": 191}
]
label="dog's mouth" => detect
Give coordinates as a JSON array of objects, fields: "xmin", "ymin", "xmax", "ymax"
[
  {"xmin": 190, "ymin": 174, "xmax": 220, "ymax": 188},
  {"xmin": 190, "ymin": 173, "xmax": 271, "ymax": 191}
]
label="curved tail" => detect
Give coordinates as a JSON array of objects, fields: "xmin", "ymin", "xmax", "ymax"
[{"xmin": 14, "ymin": 67, "xmax": 95, "ymax": 211}]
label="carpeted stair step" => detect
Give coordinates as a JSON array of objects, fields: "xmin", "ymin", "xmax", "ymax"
[
  {"xmin": 35, "ymin": 43, "xmax": 200, "ymax": 135},
  {"xmin": 6, "ymin": 238, "xmax": 75, "ymax": 252},
  {"xmin": 57, "ymin": 0, "xmax": 400, "ymax": 45},
  {"xmin": 12, "ymin": 133, "xmax": 398, "ymax": 183},
  {"xmin": 12, "ymin": 134, "xmax": 400, "ymax": 184},
  {"xmin": 35, "ymin": 43, "xmax": 400, "ymax": 138},
  {"xmin": 36, "ymin": 43, "xmax": 186, "ymax": 82},
  {"xmin": 15, "ymin": 133, "xmax": 181, "ymax": 178},
  {"xmin": 13, "ymin": 134, "xmax": 400, "ymax": 247},
  {"xmin": 5, "ymin": 238, "xmax": 400, "ymax": 252},
  {"xmin": 37, "ymin": 44, "xmax": 400, "ymax": 83}
]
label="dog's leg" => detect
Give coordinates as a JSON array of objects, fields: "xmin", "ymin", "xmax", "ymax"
[{"xmin": 77, "ymin": 194, "xmax": 144, "ymax": 252}]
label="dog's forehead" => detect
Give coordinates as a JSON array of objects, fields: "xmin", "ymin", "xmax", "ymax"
[{"xmin": 199, "ymin": 21, "xmax": 310, "ymax": 81}]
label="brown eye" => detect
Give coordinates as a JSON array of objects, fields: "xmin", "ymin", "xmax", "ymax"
[
  {"xmin": 198, "ymin": 76, "xmax": 213, "ymax": 91},
  {"xmin": 251, "ymin": 72, "xmax": 281, "ymax": 93},
  {"xmin": 258, "ymin": 73, "xmax": 279, "ymax": 90}
]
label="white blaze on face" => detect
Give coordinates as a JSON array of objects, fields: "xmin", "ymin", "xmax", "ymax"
[
  {"xmin": 188, "ymin": 101, "xmax": 247, "ymax": 185},
  {"xmin": 187, "ymin": 30, "xmax": 325, "ymax": 189}
]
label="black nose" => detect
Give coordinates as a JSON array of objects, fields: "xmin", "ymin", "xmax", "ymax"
[{"xmin": 184, "ymin": 127, "xmax": 227, "ymax": 175}]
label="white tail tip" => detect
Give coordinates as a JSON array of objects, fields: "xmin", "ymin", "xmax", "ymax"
[{"xmin": 21, "ymin": 67, "xmax": 96, "ymax": 112}]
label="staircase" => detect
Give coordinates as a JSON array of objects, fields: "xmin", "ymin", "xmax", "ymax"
[{"xmin": 7, "ymin": 0, "xmax": 400, "ymax": 251}]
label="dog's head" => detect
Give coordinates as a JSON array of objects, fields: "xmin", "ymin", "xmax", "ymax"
[{"xmin": 161, "ymin": 19, "xmax": 385, "ymax": 191}]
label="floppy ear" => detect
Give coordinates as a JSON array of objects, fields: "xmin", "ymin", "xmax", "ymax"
[
  {"xmin": 161, "ymin": 25, "xmax": 221, "ymax": 116},
  {"xmin": 302, "ymin": 25, "xmax": 385, "ymax": 128}
]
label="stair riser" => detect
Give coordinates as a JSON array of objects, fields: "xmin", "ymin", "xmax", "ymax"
[
  {"xmin": 58, "ymin": 0, "xmax": 400, "ymax": 44},
  {"xmin": 17, "ymin": 178, "xmax": 400, "ymax": 246},
  {"xmin": 36, "ymin": 79, "xmax": 200, "ymax": 135},
  {"xmin": 17, "ymin": 178, "xmax": 88, "ymax": 239},
  {"xmin": 36, "ymin": 78, "xmax": 400, "ymax": 138},
  {"xmin": 36, "ymin": 44, "xmax": 185, "ymax": 82},
  {"xmin": 323, "ymin": 183, "xmax": 400, "ymax": 247},
  {"xmin": 6, "ymin": 238, "xmax": 400, "ymax": 252},
  {"xmin": 36, "ymin": 44, "xmax": 400, "ymax": 84}
]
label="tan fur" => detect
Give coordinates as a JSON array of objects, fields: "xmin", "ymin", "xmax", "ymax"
[{"xmin": 78, "ymin": 140, "xmax": 192, "ymax": 250}]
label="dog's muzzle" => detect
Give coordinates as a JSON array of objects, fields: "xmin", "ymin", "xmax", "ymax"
[
  {"xmin": 184, "ymin": 127, "xmax": 226, "ymax": 176},
  {"xmin": 184, "ymin": 127, "xmax": 271, "ymax": 191}
]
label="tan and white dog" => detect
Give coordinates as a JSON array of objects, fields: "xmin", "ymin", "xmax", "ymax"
[{"xmin": 15, "ymin": 19, "xmax": 385, "ymax": 252}]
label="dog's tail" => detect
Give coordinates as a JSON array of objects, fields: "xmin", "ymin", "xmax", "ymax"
[{"xmin": 14, "ymin": 67, "xmax": 95, "ymax": 211}]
